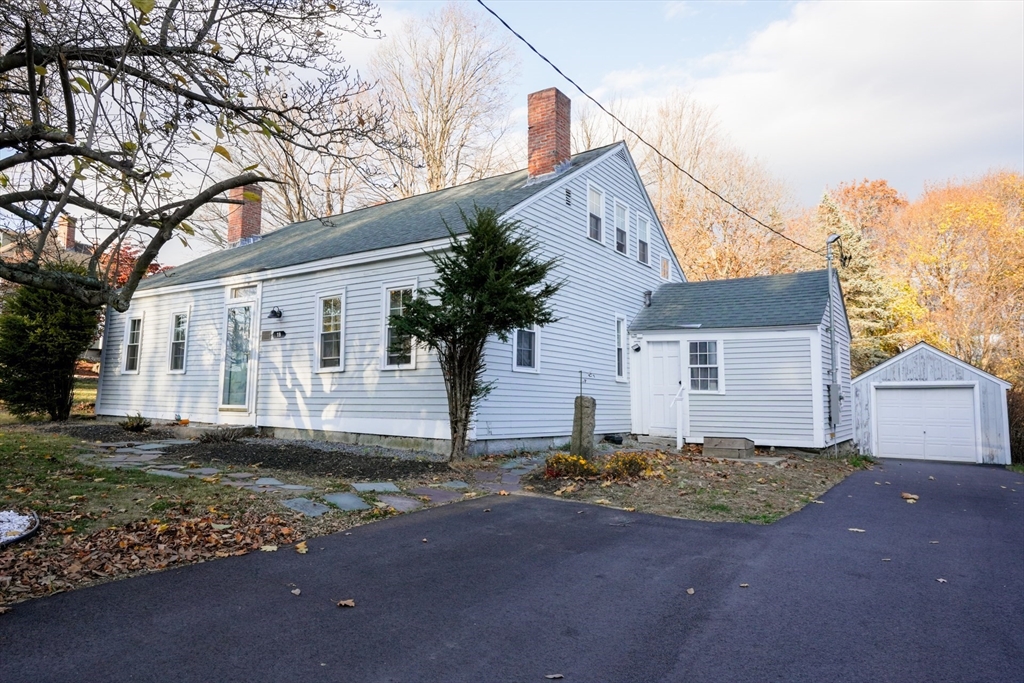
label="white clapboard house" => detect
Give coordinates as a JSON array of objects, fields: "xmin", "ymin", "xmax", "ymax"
[{"xmin": 97, "ymin": 88, "xmax": 853, "ymax": 454}]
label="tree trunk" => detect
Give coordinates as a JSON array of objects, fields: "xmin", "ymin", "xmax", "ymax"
[{"xmin": 441, "ymin": 340, "xmax": 485, "ymax": 462}]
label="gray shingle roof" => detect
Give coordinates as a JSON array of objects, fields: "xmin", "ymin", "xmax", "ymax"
[
  {"xmin": 630, "ymin": 270, "xmax": 831, "ymax": 330},
  {"xmin": 141, "ymin": 144, "xmax": 619, "ymax": 290}
]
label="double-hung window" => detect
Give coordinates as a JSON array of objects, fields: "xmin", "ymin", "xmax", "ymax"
[
  {"xmin": 689, "ymin": 341, "xmax": 720, "ymax": 392},
  {"xmin": 615, "ymin": 317, "xmax": 627, "ymax": 381},
  {"xmin": 588, "ymin": 185, "xmax": 604, "ymax": 242},
  {"xmin": 512, "ymin": 326, "xmax": 539, "ymax": 372},
  {"xmin": 637, "ymin": 215, "xmax": 650, "ymax": 264},
  {"xmin": 168, "ymin": 312, "xmax": 188, "ymax": 373},
  {"xmin": 318, "ymin": 293, "xmax": 344, "ymax": 371},
  {"xmin": 124, "ymin": 317, "xmax": 143, "ymax": 373},
  {"xmin": 614, "ymin": 202, "xmax": 628, "ymax": 255},
  {"xmin": 383, "ymin": 286, "xmax": 415, "ymax": 369}
]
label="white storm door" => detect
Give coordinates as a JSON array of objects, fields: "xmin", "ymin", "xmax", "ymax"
[
  {"xmin": 221, "ymin": 303, "xmax": 254, "ymax": 409},
  {"xmin": 648, "ymin": 341, "xmax": 681, "ymax": 436},
  {"xmin": 875, "ymin": 387, "xmax": 976, "ymax": 462}
]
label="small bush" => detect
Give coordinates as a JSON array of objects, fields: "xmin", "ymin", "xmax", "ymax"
[
  {"xmin": 1008, "ymin": 387, "xmax": 1024, "ymax": 465},
  {"xmin": 603, "ymin": 451, "xmax": 652, "ymax": 480},
  {"xmin": 119, "ymin": 413, "xmax": 151, "ymax": 433},
  {"xmin": 198, "ymin": 428, "xmax": 248, "ymax": 444},
  {"xmin": 847, "ymin": 453, "xmax": 875, "ymax": 469},
  {"xmin": 545, "ymin": 453, "xmax": 598, "ymax": 479}
]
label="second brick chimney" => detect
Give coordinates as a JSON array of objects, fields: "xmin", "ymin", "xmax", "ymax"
[
  {"xmin": 528, "ymin": 88, "xmax": 571, "ymax": 177},
  {"xmin": 57, "ymin": 215, "xmax": 76, "ymax": 250},
  {"xmin": 227, "ymin": 185, "xmax": 263, "ymax": 245}
]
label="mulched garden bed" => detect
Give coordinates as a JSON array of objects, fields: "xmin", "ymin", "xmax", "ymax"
[
  {"xmin": 38, "ymin": 422, "xmax": 176, "ymax": 443},
  {"xmin": 171, "ymin": 439, "xmax": 452, "ymax": 479}
]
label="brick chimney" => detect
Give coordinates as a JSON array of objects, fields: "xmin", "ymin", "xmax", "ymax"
[
  {"xmin": 528, "ymin": 88, "xmax": 571, "ymax": 177},
  {"xmin": 56, "ymin": 215, "xmax": 76, "ymax": 250},
  {"xmin": 227, "ymin": 185, "xmax": 263, "ymax": 245}
]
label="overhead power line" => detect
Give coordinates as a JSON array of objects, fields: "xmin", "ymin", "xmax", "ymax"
[{"xmin": 476, "ymin": 0, "xmax": 822, "ymax": 256}]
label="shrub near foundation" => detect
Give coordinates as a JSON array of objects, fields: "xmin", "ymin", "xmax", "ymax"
[
  {"xmin": 544, "ymin": 453, "xmax": 598, "ymax": 479},
  {"xmin": 603, "ymin": 452, "xmax": 652, "ymax": 481}
]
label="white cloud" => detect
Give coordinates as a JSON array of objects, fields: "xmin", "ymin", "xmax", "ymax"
[
  {"xmin": 663, "ymin": 2, "xmax": 695, "ymax": 21},
  {"xmin": 603, "ymin": 1, "xmax": 1024, "ymax": 202}
]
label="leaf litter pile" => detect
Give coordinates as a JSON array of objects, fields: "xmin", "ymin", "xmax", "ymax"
[
  {"xmin": 1, "ymin": 509, "xmax": 296, "ymax": 607},
  {"xmin": 527, "ymin": 448, "xmax": 864, "ymax": 524}
]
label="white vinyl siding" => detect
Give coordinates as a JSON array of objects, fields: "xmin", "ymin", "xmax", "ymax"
[
  {"xmin": 819, "ymin": 281, "xmax": 853, "ymax": 445},
  {"xmin": 168, "ymin": 312, "xmax": 188, "ymax": 373},
  {"xmin": 475, "ymin": 145, "xmax": 680, "ymax": 441},
  {"xmin": 687, "ymin": 336, "xmax": 815, "ymax": 446}
]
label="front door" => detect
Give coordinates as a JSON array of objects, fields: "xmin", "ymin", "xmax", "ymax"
[
  {"xmin": 221, "ymin": 303, "xmax": 254, "ymax": 410},
  {"xmin": 648, "ymin": 341, "xmax": 681, "ymax": 436}
]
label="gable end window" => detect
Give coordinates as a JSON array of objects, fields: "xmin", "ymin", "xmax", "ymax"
[
  {"xmin": 615, "ymin": 317, "xmax": 627, "ymax": 381},
  {"xmin": 168, "ymin": 312, "xmax": 189, "ymax": 372},
  {"xmin": 512, "ymin": 326, "xmax": 539, "ymax": 372},
  {"xmin": 587, "ymin": 185, "xmax": 604, "ymax": 242},
  {"xmin": 318, "ymin": 293, "xmax": 345, "ymax": 371},
  {"xmin": 383, "ymin": 286, "xmax": 415, "ymax": 369},
  {"xmin": 637, "ymin": 215, "xmax": 650, "ymax": 265},
  {"xmin": 661, "ymin": 256, "xmax": 670, "ymax": 280},
  {"xmin": 689, "ymin": 341, "xmax": 720, "ymax": 392},
  {"xmin": 124, "ymin": 317, "xmax": 143, "ymax": 373},
  {"xmin": 614, "ymin": 202, "xmax": 628, "ymax": 255}
]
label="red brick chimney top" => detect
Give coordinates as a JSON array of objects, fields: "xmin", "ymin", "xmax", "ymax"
[
  {"xmin": 528, "ymin": 88, "xmax": 571, "ymax": 177},
  {"xmin": 57, "ymin": 215, "xmax": 76, "ymax": 250},
  {"xmin": 227, "ymin": 185, "xmax": 263, "ymax": 245}
]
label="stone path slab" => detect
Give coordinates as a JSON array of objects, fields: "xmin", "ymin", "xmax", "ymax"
[
  {"xmin": 147, "ymin": 469, "xmax": 189, "ymax": 479},
  {"xmin": 281, "ymin": 498, "xmax": 330, "ymax": 517},
  {"xmin": 253, "ymin": 478, "xmax": 284, "ymax": 486},
  {"xmin": 280, "ymin": 484, "xmax": 313, "ymax": 491},
  {"xmin": 184, "ymin": 468, "xmax": 220, "ymax": 476},
  {"xmin": 352, "ymin": 482, "xmax": 400, "ymax": 493},
  {"xmin": 377, "ymin": 495, "xmax": 423, "ymax": 513},
  {"xmin": 473, "ymin": 471, "xmax": 500, "ymax": 483},
  {"xmin": 226, "ymin": 472, "xmax": 254, "ymax": 479},
  {"xmin": 410, "ymin": 487, "xmax": 463, "ymax": 504},
  {"xmin": 323, "ymin": 493, "xmax": 371, "ymax": 511},
  {"xmin": 439, "ymin": 480, "xmax": 469, "ymax": 490}
]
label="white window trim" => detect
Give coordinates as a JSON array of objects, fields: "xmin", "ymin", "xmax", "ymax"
[
  {"xmin": 166, "ymin": 308, "xmax": 191, "ymax": 375},
  {"xmin": 121, "ymin": 312, "xmax": 144, "ymax": 375},
  {"xmin": 660, "ymin": 256, "xmax": 671, "ymax": 280},
  {"xmin": 315, "ymin": 289, "xmax": 346, "ymax": 373},
  {"xmin": 615, "ymin": 315, "xmax": 628, "ymax": 382},
  {"xmin": 637, "ymin": 213, "xmax": 651, "ymax": 265},
  {"xmin": 381, "ymin": 280, "xmax": 418, "ymax": 370},
  {"xmin": 586, "ymin": 180, "xmax": 605, "ymax": 244},
  {"xmin": 511, "ymin": 325, "xmax": 541, "ymax": 374},
  {"xmin": 613, "ymin": 199, "xmax": 629, "ymax": 257},
  {"xmin": 687, "ymin": 338, "xmax": 725, "ymax": 394},
  {"xmin": 217, "ymin": 282, "xmax": 261, "ymax": 412}
]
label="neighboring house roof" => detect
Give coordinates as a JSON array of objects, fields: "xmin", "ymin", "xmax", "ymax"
[
  {"xmin": 851, "ymin": 341, "xmax": 1013, "ymax": 388},
  {"xmin": 630, "ymin": 270, "xmax": 832, "ymax": 330},
  {"xmin": 142, "ymin": 143, "xmax": 620, "ymax": 291}
]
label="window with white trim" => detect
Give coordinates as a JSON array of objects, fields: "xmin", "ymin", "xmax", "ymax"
[
  {"xmin": 661, "ymin": 256, "xmax": 670, "ymax": 280},
  {"xmin": 587, "ymin": 185, "xmax": 604, "ymax": 242},
  {"xmin": 124, "ymin": 317, "xmax": 142, "ymax": 373},
  {"xmin": 383, "ymin": 286, "xmax": 414, "ymax": 369},
  {"xmin": 168, "ymin": 312, "xmax": 188, "ymax": 372},
  {"xmin": 615, "ymin": 317, "xmax": 627, "ymax": 380},
  {"xmin": 689, "ymin": 341, "xmax": 719, "ymax": 391},
  {"xmin": 614, "ymin": 202, "xmax": 628, "ymax": 255},
  {"xmin": 318, "ymin": 293, "xmax": 344, "ymax": 370},
  {"xmin": 637, "ymin": 215, "xmax": 650, "ymax": 264},
  {"xmin": 512, "ymin": 326, "xmax": 539, "ymax": 372},
  {"xmin": 230, "ymin": 285, "xmax": 257, "ymax": 299}
]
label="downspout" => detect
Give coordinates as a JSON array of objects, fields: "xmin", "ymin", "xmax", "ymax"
[{"xmin": 826, "ymin": 234, "xmax": 841, "ymax": 453}]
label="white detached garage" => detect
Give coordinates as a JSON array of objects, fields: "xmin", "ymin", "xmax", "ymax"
[{"xmin": 852, "ymin": 343, "xmax": 1012, "ymax": 464}]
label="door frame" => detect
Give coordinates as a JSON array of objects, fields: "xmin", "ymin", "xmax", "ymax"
[
  {"xmin": 217, "ymin": 283, "xmax": 262, "ymax": 425},
  {"xmin": 869, "ymin": 381, "xmax": 982, "ymax": 463},
  {"xmin": 644, "ymin": 339, "xmax": 685, "ymax": 438}
]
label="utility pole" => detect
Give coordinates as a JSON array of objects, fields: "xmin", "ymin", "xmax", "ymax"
[{"xmin": 826, "ymin": 234, "xmax": 841, "ymax": 455}]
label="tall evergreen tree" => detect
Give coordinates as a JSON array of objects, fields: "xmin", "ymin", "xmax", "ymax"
[
  {"xmin": 0, "ymin": 267, "xmax": 100, "ymax": 420},
  {"xmin": 389, "ymin": 206, "xmax": 562, "ymax": 461},
  {"xmin": 817, "ymin": 193, "xmax": 900, "ymax": 375}
]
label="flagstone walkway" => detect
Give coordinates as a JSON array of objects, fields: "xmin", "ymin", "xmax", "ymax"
[{"xmin": 75, "ymin": 440, "xmax": 547, "ymax": 518}]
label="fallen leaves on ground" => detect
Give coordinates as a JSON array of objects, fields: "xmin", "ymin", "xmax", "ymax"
[
  {"xmin": 901, "ymin": 492, "xmax": 919, "ymax": 501},
  {"xmin": 739, "ymin": 583, "xmax": 749, "ymax": 588},
  {"xmin": 336, "ymin": 599, "xmax": 355, "ymax": 608},
  {"xmin": 295, "ymin": 541, "xmax": 308, "ymax": 554},
  {"xmin": 848, "ymin": 528, "xmax": 866, "ymax": 533},
  {"xmin": 936, "ymin": 578, "xmax": 948, "ymax": 583},
  {"xmin": 291, "ymin": 588, "xmax": 301, "ymax": 596},
  {"xmin": 686, "ymin": 587, "xmax": 695, "ymax": 595},
  {"xmin": 0, "ymin": 511, "xmax": 297, "ymax": 607}
]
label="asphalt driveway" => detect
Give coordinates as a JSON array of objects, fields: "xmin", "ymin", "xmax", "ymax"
[{"xmin": 1, "ymin": 461, "xmax": 1021, "ymax": 683}]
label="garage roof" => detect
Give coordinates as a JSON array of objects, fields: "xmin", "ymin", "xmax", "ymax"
[{"xmin": 630, "ymin": 270, "xmax": 831, "ymax": 330}]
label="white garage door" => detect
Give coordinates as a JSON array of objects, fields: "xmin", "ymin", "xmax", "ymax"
[{"xmin": 875, "ymin": 387, "xmax": 977, "ymax": 462}]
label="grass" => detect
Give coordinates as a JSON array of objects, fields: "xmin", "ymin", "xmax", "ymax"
[
  {"xmin": 73, "ymin": 378, "xmax": 97, "ymax": 407},
  {"xmin": 1008, "ymin": 463, "xmax": 1024, "ymax": 474}
]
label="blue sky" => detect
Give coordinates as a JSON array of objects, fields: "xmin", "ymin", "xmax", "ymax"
[{"xmin": 371, "ymin": 0, "xmax": 1023, "ymax": 204}]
